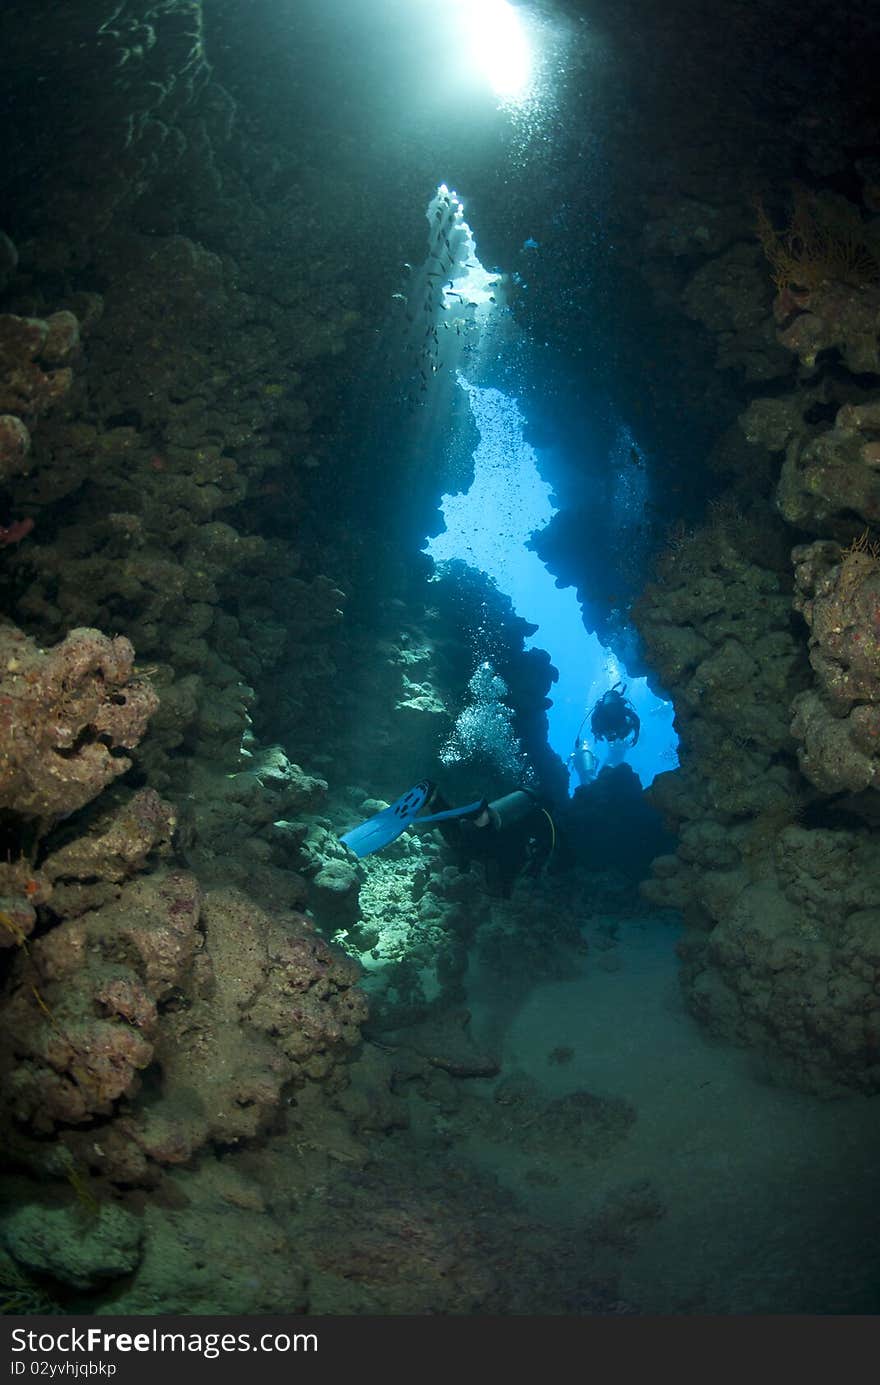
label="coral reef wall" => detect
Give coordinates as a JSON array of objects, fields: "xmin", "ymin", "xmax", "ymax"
[
  {"xmin": 0, "ymin": 0, "xmax": 385, "ymax": 1215},
  {"xmin": 593, "ymin": 3, "xmax": 880, "ymax": 1094}
]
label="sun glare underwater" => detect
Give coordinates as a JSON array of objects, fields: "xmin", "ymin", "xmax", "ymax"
[{"xmin": 447, "ymin": 0, "xmax": 535, "ymax": 101}]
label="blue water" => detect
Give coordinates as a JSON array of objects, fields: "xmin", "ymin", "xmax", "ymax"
[{"xmin": 426, "ymin": 374, "xmax": 678, "ymax": 789}]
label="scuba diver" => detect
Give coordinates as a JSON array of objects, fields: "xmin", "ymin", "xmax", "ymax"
[
  {"xmin": 566, "ymin": 682, "xmax": 639, "ymax": 787},
  {"xmin": 587, "ymin": 680, "xmax": 640, "ymax": 748},
  {"xmin": 339, "ymin": 780, "xmax": 555, "ymax": 897},
  {"xmin": 568, "ymin": 738, "xmax": 599, "ymax": 789}
]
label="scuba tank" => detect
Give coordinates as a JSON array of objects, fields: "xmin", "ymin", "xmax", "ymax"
[
  {"xmin": 569, "ymin": 740, "xmax": 598, "ymax": 787},
  {"xmin": 471, "ymin": 787, "xmax": 541, "ymax": 832}
]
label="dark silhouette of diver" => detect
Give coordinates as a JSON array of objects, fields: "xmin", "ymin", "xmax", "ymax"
[
  {"xmin": 565, "ymin": 682, "xmax": 640, "ymax": 787},
  {"xmin": 587, "ymin": 681, "xmax": 640, "ymax": 747},
  {"xmin": 339, "ymin": 781, "xmax": 555, "ymax": 896}
]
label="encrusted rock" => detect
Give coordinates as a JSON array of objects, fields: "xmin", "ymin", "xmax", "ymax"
[
  {"xmin": 778, "ymin": 402, "xmax": 880, "ymax": 533},
  {"xmin": 0, "ymin": 621, "xmax": 158, "ymax": 819},
  {"xmin": 311, "ymin": 858, "xmax": 361, "ymax": 924},
  {"xmin": 0, "ymin": 868, "xmax": 202, "ymax": 1141},
  {"xmin": 0, "ymin": 312, "xmax": 77, "ymax": 418},
  {"xmin": 777, "ymin": 281, "xmax": 880, "ymax": 375},
  {"xmin": 1, "ymin": 1202, "xmax": 143, "ymax": 1290},
  {"xmin": 677, "ymin": 825, "xmax": 880, "ymax": 1093},
  {"xmin": 0, "ymin": 413, "xmax": 30, "ymax": 481},
  {"xmin": 43, "ymin": 788, "xmax": 176, "ymax": 890},
  {"xmin": 0, "ymin": 884, "xmax": 370, "ymax": 1186},
  {"xmin": 790, "ymin": 540, "xmax": 880, "ymax": 793}
]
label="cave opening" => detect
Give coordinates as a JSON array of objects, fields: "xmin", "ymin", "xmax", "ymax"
[{"xmin": 416, "ymin": 186, "xmax": 679, "ymax": 793}]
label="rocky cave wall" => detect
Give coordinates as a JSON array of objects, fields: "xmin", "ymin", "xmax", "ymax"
[
  {"xmin": 577, "ymin": 0, "xmax": 880, "ymax": 1094},
  {"xmin": 0, "ymin": 0, "xmax": 403, "ymax": 1221},
  {"xmin": 0, "ymin": 0, "xmax": 567, "ymax": 1228}
]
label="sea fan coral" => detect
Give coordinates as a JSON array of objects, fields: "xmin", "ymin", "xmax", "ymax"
[{"xmin": 755, "ymin": 185, "xmax": 880, "ymax": 295}]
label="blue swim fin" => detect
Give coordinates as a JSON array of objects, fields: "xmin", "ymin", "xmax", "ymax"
[{"xmin": 339, "ymin": 780, "xmax": 434, "ymax": 858}]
